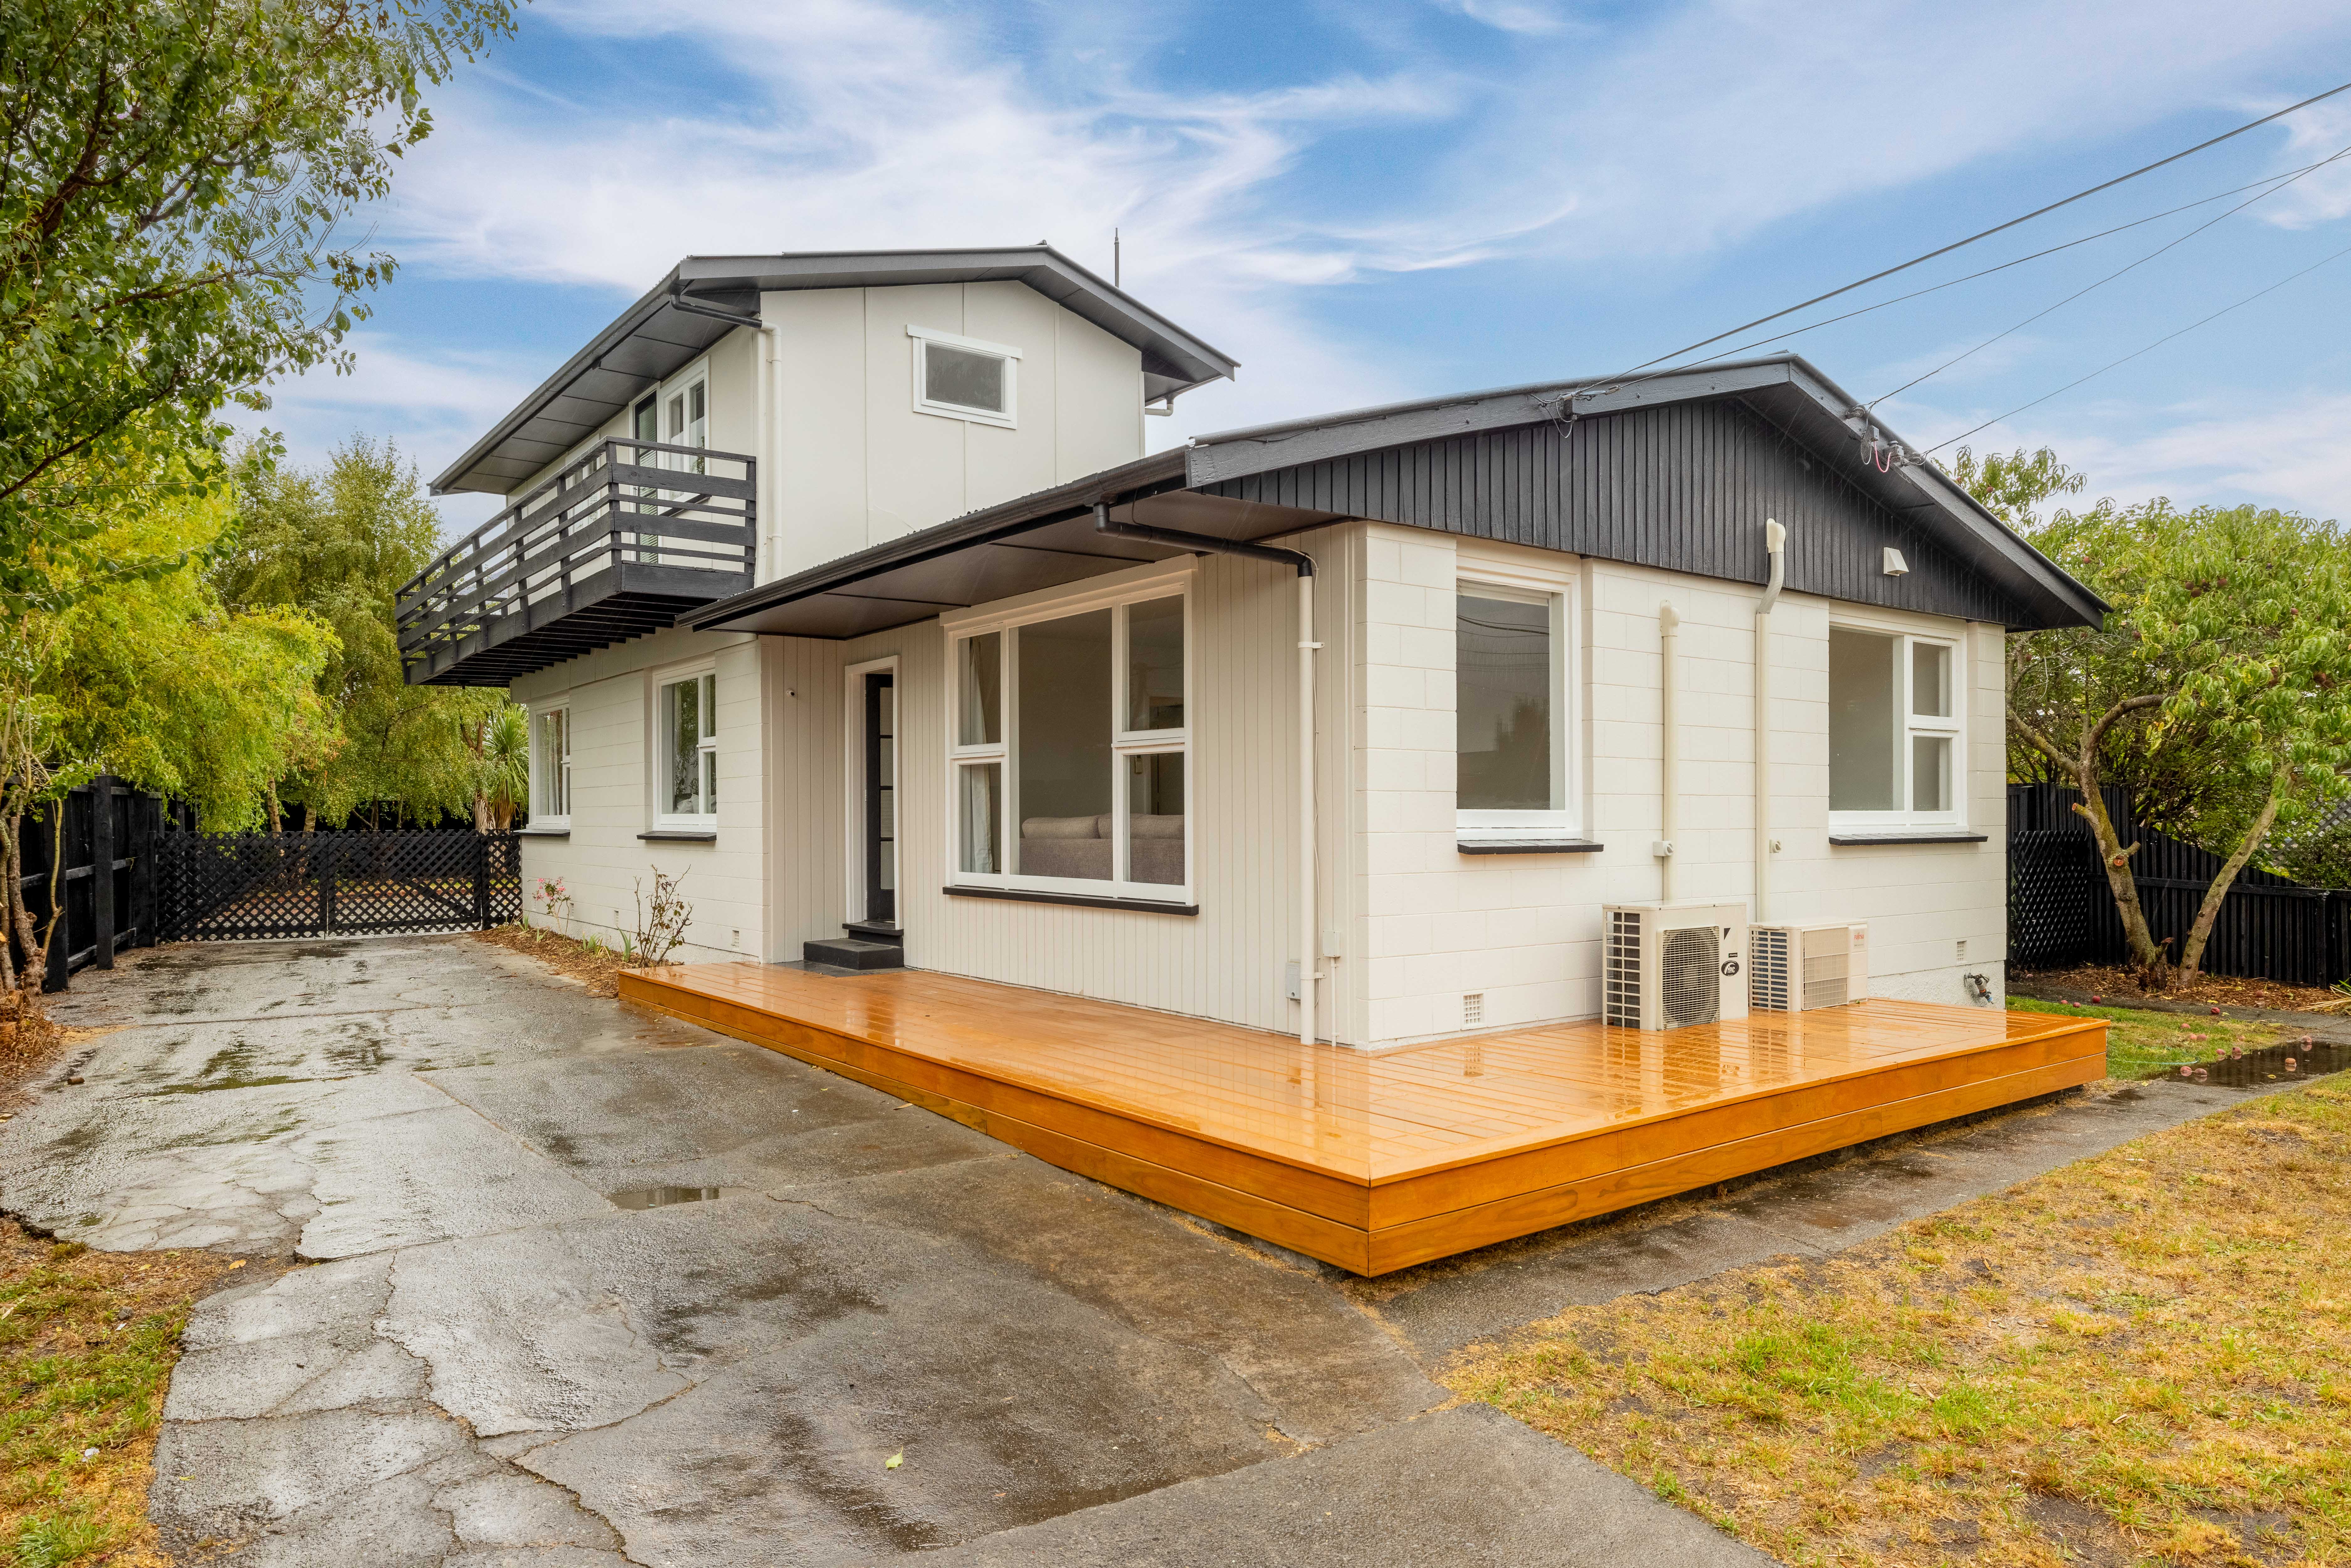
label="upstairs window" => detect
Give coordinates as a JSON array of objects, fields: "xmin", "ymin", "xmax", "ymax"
[
  {"xmin": 657, "ymin": 670, "xmax": 718, "ymax": 827},
  {"xmin": 910, "ymin": 325, "xmax": 1019, "ymax": 428},
  {"xmin": 1828, "ymin": 625, "xmax": 1963, "ymax": 827},
  {"xmin": 531, "ymin": 706, "xmax": 571, "ymax": 825}
]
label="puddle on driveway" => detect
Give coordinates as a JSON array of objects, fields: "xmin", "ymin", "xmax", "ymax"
[
  {"xmin": 2146, "ymin": 1038, "xmax": 2351, "ymax": 1088},
  {"xmin": 607, "ymin": 1185, "xmax": 749, "ymax": 1210}
]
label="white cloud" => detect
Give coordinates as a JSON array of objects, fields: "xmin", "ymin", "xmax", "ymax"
[{"xmin": 1430, "ymin": 0, "xmax": 1581, "ymax": 36}]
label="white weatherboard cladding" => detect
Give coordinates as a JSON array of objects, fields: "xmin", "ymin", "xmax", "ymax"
[
  {"xmin": 798, "ymin": 533, "xmax": 1354, "ymax": 1038},
  {"xmin": 1348, "ymin": 523, "xmax": 2006, "ymax": 1048},
  {"xmin": 498, "ymin": 282, "xmax": 1145, "ymax": 590},
  {"xmin": 508, "ymin": 625, "xmax": 769, "ymax": 966}
]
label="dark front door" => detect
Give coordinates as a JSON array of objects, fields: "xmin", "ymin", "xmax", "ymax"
[{"xmin": 863, "ymin": 671, "xmax": 895, "ymax": 924}]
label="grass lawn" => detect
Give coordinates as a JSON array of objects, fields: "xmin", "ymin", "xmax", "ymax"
[
  {"xmin": 1, "ymin": 1223, "xmax": 230, "ymax": 1567},
  {"xmin": 2007, "ymin": 995, "xmax": 2285, "ymax": 1079},
  {"xmin": 1448, "ymin": 1079, "xmax": 2351, "ymax": 1567}
]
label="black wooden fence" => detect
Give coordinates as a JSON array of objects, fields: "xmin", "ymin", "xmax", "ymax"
[
  {"xmin": 2008, "ymin": 782, "xmax": 2351, "ymax": 986},
  {"xmin": 15, "ymin": 776, "xmax": 521, "ymax": 991}
]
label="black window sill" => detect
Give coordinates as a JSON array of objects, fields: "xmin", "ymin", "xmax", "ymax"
[
  {"xmin": 1828, "ymin": 831, "xmax": 1989, "ymax": 845},
  {"xmin": 514, "ymin": 828, "xmax": 570, "ymax": 838},
  {"xmin": 943, "ymin": 884, "xmax": 1198, "ymax": 916},
  {"xmin": 638, "ymin": 830, "xmax": 718, "ymax": 842},
  {"xmin": 1457, "ymin": 838, "xmax": 1604, "ymax": 855}
]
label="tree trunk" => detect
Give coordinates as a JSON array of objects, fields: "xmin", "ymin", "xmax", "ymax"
[
  {"xmin": 266, "ymin": 782, "xmax": 282, "ymax": 834},
  {"xmin": 2070, "ymin": 770, "xmax": 2171, "ymax": 984},
  {"xmin": 0, "ymin": 814, "xmax": 20, "ymax": 995},
  {"xmin": 472, "ymin": 792, "xmax": 492, "ymax": 833},
  {"xmin": 2177, "ymin": 776, "xmax": 2287, "ymax": 981}
]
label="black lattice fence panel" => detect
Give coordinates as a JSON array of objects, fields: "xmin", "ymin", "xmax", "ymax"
[
  {"xmin": 161, "ymin": 831, "xmax": 519, "ymax": 941},
  {"xmin": 2008, "ymin": 783, "xmax": 2351, "ymax": 985},
  {"xmin": 2007, "ymin": 830, "xmax": 2105, "ymax": 968}
]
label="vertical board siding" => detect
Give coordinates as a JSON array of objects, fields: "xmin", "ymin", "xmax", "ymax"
[
  {"xmin": 1207, "ymin": 398, "xmax": 2032, "ymax": 629},
  {"xmin": 799, "ymin": 530, "xmax": 1354, "ymax": 1038}
]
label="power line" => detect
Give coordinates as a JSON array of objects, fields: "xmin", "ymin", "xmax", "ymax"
[
  {"xmin": 1869, "ymin": 138, "xmax": 2351, "ymax": 406},
  {"xmin": 1650, "ymin": 155, "xmax": 2344, "ymax": 373},
  {"xmin": 1922, "ymin": 237, "xmax": 2351, "ymax": 455},
  {"xmin": 1578, "ymin": 78, "xmax": 2351, "ymax": 393}
]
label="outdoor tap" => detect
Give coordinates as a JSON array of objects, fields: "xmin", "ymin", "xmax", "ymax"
[{"xmin": 1963, "ymin": 972, "xmax": 1992, "ymax": 1004}]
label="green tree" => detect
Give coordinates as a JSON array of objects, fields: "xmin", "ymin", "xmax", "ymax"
[
  {"xmin": 0, "ymin": 0, "xmax": 514, "ymax": 625},
  {"xmin": 222, "ymin": 438, "xmax": 512, "ymax": 826},
  {"xmin": 2008, "ymin": 498, "xmax": 2351, "ymax": 983},
  {"xmin": 1948, "ymin": 445, "xmax": 2087, "ymax": 528},
  {"xmin": 3, "ymin": 467, "xmax": 337, "ymax": 992}
]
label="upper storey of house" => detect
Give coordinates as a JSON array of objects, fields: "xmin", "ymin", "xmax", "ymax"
[{"xmin": 402, "ymin": 247, "xmax": 1237, "ymax": 685}]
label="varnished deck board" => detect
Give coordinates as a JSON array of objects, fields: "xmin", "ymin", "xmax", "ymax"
[{"xmin": 617, "ymin": 965, "xmax": 2107, "ymax": 1275}]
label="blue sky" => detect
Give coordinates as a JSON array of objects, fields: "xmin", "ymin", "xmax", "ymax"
[{"xmin": 261, "ymin": 0, "xmax": 2351, "ymax": 532}]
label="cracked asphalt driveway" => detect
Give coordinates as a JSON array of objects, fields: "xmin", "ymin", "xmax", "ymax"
[{"xmin": 1, "ymin": 936, "xmax": 2262, "ymax": 1565}]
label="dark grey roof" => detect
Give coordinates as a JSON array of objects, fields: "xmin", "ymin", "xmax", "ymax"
[
  {"xmin": 429, "ymin": 246, "xmax": 1241, "ymax": 497},
  {"xmin": 686, "ymin": 352, "xmax": 2106, "ymax": 640}
]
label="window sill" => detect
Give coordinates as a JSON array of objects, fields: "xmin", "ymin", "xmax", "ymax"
[
  {"xmin": 943, "ymin": 885, "xmax": 1197, "ymax": 916},
  {"xmin": 1828, "ymin": 830, "xmax": 1988, "ymax": 845},
  {"xmin": 638, "ymin": 829, "xmax": 718, "ymax": 842},
  {"xmin": 1457, "ymin": 838, "xmax": 1604, "ymax": 855},
  {"xmin": 514, "ymin": 827, "xmax": 570, "ymax": 838}
]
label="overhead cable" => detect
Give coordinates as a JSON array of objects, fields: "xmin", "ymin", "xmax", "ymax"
[
  {"xmin": 1866, "ymin": 139, "xmax": 2351, "ymax": 406},
  {"xmin": 1922, "ymin": 238, "xmax": 2351, "ymax": 456},
  {"xmin": 1572, "ymin": 77, "xmax": 2351, "ymax": 395}
]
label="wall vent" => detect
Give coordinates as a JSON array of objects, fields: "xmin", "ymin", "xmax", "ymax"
[{"xmin": 1462, "ymin": 992, "xmax": 1485, "ymax": 1027}]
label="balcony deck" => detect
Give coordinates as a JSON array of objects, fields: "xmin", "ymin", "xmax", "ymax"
[
  {"xmin": 398, "ymin": 439, "xmax": 756, "ymax": 686},
  {"xmin": 617, "ymin": 964, "xmax": 2109, "ymax": 1275}
]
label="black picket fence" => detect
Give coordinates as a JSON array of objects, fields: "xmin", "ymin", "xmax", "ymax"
[
  {"xmin": 2008, "ymin": 782, "xmax": 2351, "ymax": 987},
  {"xmin": 13, "ymin": 776, "xmax": 521, "ymax": 991}
]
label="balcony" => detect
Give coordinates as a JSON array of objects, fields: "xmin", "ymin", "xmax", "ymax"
[{"xmin": 399, "ymin": 439, "xmax": 756, "ymax": 687}]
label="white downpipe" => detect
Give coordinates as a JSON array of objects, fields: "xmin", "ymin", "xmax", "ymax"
[
  {"xmin": 1753, "ymin": 518, "xmax": 1787, "ymax": 923},
  {"xmin": 1657, "ymin": 602, "xmax": 1680, "ymax": 903},
  {"xmin": 758, "ymin": 321, "xmax": 782, "ymax": 582},
  {"xmin": 1298, "ymin": 570, "xmax": 1321, "ymax": 1045}
]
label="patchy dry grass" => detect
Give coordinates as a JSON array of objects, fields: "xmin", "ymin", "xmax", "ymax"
[
  {"xmin": 475, "ymin": 920, "xmax": 631, "ymax": 997},
  {"xmin": 0, "ymin": 1221, "xmax": 232, "ymax": 1567},
  {"xmin": 2007, "ymin": 996, "xmax": 2287, "ymax": 1079},
  {"xmin": 1448, "ymin": 1080, "xmax": 2351, "ymax": 1567}
]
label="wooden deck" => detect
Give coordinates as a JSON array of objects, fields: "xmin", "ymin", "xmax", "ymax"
[{"xmin": 618, "ymin": 965, "xmax": 2109, "ymax": 1275}]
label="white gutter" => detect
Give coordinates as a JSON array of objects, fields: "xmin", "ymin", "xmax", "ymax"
[
  {"xmin": 1753, "ymin": 518, "xmax": 1786, "ymax": 922},
  {"xmin": 755, "ymin": 315, "xmax": 781, "ymax": 581},
  {"xmin": 1297, "ymin": 568, "xmax": 1321, "ymax": 1045},
  {"xmin": 1657, "ymin": 602, "xmax": 1680, "ymax": 902}
]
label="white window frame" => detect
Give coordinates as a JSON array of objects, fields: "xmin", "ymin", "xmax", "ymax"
[
  {"xmin": 530, "ymin": 703, "xmax": 571, "ymax": 828},
  {"xmin": 652, "ymin": 663, "xmax": 719, "ymax": 830},
  {"xmin": 908, "ymin": 324, "xmax": 1020, "ymax": 429},
  {"xmin": 944, "ymin": 558, "xmax": 1196, "ymax": 902},
  {"xmin": 1825, "ymin": 618, "xmax": 1967, "ymax": 834},
  {"xmin": 1454, "ymin": 554, "xmax": 1580, "ymax": 843},
  {"xmin": 660, "ymin": 360, "xmax": 709, "ymax": 473}
]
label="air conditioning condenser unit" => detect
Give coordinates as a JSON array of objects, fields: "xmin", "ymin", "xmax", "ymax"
[
  {"xmin": 1749, "ymin": 920, "xmax": 1869, "ymax": 1012},
  {"xmin": 1602, "ymin": 902, "xmax": 1748, "ymax": 1031}
]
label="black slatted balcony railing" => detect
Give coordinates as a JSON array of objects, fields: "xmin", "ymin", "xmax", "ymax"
[{"xmin": 397, "ymin": 439, "xmax": 756, "ymax": 686}]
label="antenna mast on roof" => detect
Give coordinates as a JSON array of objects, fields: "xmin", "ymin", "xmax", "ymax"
[{"xmin": 1114, "ymin": 228, "xmax": 1121, "ymax": 288}]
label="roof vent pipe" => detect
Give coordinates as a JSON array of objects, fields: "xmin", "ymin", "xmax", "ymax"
[
  {"xmin": 1094, "ymin": 505, "xmax": 1322, "ymax": 1044},
  {"xmin": 1754, "ymin": 518, "xmax": 1786, "ymax": 922}
]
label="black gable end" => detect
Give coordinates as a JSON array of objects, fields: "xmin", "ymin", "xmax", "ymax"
[{"xmin": 1199, "ymin": 396, "xmax": 2042, "ymax": 628}]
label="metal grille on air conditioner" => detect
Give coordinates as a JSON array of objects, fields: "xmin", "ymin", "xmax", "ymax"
[
  {"xmin": 1802, "ymin": 925, "xmax": 1851, "ymax": 1009},
  {"xmin": 1603, "ymin": 909, "xmax": 1643, "ymax": 1027},
  {"xmin": 1748, "ymin": 921, "xmax": 1869, "ymax": 1012},
  {"xmin": 1660, "ymin": 924, "xmax": 1722, "ymax": 1029},
  {"xmin": 1750, "ymin": 926, "xmax": 1792, "ymax": 1011}
]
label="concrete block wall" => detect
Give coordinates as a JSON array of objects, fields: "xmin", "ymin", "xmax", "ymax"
[
  {"xmin": 1348, "ymin": 522, "xmax": 2007, "ymax": 1048},
  {"xmin": 509, "ymin": 624, "xmax": 769, "ymax": 966}
]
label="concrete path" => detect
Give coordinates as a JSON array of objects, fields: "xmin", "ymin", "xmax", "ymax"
[{"xmin": 0, "ymin": 938, "xmax": 2278, "ymax": 1567}]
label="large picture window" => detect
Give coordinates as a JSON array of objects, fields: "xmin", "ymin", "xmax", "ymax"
[
  {"xmin": 1456, "ymin": 569, "xmax": 1575, "ymax": 842},
  {"xmin": 1828, "ymin": 624, "xmax": 1964, "ymax": 828},
  {"xmin": 657, "ymin": 670, "xmax": 718, "ymax": 827},
  {"xmin": 531, "ymin": 706, "xmax": 570, "ymax": 825},
  {"xmin": 949, "ymin": 576, "xmax": 1189, "ymax": 898}
]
